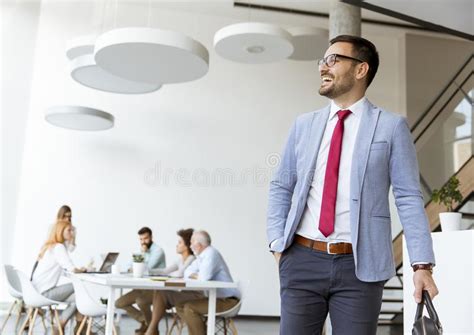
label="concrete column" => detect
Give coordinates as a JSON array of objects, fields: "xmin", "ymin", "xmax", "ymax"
[{"xmin": 329, "ymin": 0, "xmax": 361, "ymax": 39}]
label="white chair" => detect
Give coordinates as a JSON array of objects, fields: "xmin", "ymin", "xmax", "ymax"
[
  {"xmin": 16, "ymin": 269, "xmax": 64, "ymax": 335},
  {"xmin": 1, "ymin": 265, "xmax": 25, "ymax": 334},
  {"xmin": 70, "ymin": 276, "xmax": 117, "ymax": 335},
  {"xmin": 204, "ymin": 281, "xmax": 244, "ymax": 335},
  {"xmin": 207, "ymin": 299, "xmax": 242, "ymax": 335}
]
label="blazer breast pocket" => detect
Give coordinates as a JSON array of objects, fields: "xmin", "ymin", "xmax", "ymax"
[{"xmin": 370, "ymin": 141, "xmax": 388, "ymax": 151}]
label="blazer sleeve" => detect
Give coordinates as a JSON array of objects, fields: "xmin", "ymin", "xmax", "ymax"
[
  {"xmin": 389, "ymin": 117, "xmax": 435, "ymax": 265},
  {"xmin": 266, "ymin": 121, "xmax": 298, "ymax": 251}
]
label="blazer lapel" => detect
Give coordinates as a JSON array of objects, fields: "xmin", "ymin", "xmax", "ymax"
[
  {"xmin": 304, "ymin": 106, "xmax": 330, "ymax": 178},
  {"xmin": 350, "ymin": 102, "xmax": 380, "ymax": 200}
]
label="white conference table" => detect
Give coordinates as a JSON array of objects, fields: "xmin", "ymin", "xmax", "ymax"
[{"xmin": 73, "ymin": 273, "xmax": 238, "ymax": 335}]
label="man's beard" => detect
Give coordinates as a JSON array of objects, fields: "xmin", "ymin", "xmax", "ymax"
[
  {"xmin": 143, "ymin": 241, "xmax": 152, "ymax": 249},
  {"xmin": 319, "ymin": 71, "xmax": 356, "ymax": 99}
]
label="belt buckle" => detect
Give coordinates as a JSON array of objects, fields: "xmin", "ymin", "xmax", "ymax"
[{"xmin": 326, "ymin": 241, "xmax": 338, "ymax": 255}]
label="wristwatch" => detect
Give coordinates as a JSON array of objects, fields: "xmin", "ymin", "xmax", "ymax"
[{"xmin": 412, "ymin": 263, "xmax": 433, "ymax": 274}]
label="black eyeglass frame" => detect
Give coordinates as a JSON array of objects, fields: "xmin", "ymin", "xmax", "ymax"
[{"xmin": 317, "ymin": 53, "xmax": 365, "ymax": 67}]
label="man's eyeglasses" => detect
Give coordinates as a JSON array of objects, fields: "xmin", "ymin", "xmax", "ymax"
[{"xmin": 317, "ymin": 53, "xmax": 364, "ymax": 67}]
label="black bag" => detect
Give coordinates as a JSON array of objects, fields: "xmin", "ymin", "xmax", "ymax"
[{"xmin": 412, "ymin": 290, "xmax": 443, "ymax": 335}]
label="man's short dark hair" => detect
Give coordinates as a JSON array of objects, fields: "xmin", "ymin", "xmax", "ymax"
[
  {"xmin": 330, "ymin": 35, "xmax": 379, "ymax": 87},
  {"xmin": 138, "ymin": 227, "xmax": 152, "ymax": 236}
]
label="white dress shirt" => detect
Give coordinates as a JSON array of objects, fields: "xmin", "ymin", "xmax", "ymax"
[
  {"xmin": 296, "ymin": 97, "xmax": 367, "ymax": 243},
  {"xmin": 32, "ymin": 243, "xmax": 75, "ymax": 293},
  {"xmin": 184, "ymin": 246, "xmax": 241, "ymax": 299}
]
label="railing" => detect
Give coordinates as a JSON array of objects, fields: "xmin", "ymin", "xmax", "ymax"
[
  {"xmin": 414, "ymin": 55, "xmax": 473, "ymax": 201},
  {"xmin": 390, "ymin": 54, "xmax": 473, "ymax": 241}
]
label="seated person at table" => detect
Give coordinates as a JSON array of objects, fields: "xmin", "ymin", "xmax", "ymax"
[
  {"xmin": 32, "ymin": 219, "xmax": 86, "ymax": 331},
  {"xmin": 115, "ymin": 227, "xmax": 166, "ymax": 334},
  {"xmin": 145, "ymin": 230, "xmax": 240, "ymax": 335},
  {"xmin": 149, "ymin": 228, "xmax": 195, "ymax": 277}
]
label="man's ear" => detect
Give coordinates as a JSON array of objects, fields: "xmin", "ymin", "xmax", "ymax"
[{"xmin": 355, "ymin": 62, "xmax": 369, "ymax": 82}]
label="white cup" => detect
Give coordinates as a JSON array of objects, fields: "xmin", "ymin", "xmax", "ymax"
[{"xmin": 111, "ymin": 264, "xmax": 120, "ymax": 275}]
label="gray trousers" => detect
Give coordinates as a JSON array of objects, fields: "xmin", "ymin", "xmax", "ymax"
[
  {"xmin": 42, "ymin": 283, "xmax": 76, "ymax": 323},
  {"xmin": 279, "ymin": 243, "xmax": 386, "ymax": 335}
]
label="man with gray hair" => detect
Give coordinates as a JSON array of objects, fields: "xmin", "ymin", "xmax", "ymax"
[{"xmin": 144, "ymin": 230, "xmax": 240, "ymax": 335}]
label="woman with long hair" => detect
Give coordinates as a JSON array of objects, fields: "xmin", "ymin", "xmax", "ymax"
[
  {"xmin": 145, "ymin": 228, "xmax": 196, "ymax": 335},
  {"xmin": 32, "ymin": 219, "xmax": 85, "ymax": 331},
  {"xmin": 56, "ymin": 205, "xmax": 72, "ymax": 222},
  {"xmin": 56, "ymin": 205, "xmax": 76, "ymax": 250}
]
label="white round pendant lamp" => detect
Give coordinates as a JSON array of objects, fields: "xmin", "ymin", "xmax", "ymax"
[
  {"xmin": 45, "ymin": 106, "xmax": 114, "ymax": 131},
  {"xmin": 70, "ymin": 54, "xmax": 162, "ymax": 94},
  {"xmin": 94, "ymin": 27, "xmax": 209, "ymax": 84},
  {"xmin": 66, "ymin": 35, "xmax": 96, "ymax": 60},
  {"xmin": 213, "ymin": 22, "xmax": 294, "ymax": 63},
  {"xmin": 287, "ymin": 27, "xmax": 329, "ymax": 61}
]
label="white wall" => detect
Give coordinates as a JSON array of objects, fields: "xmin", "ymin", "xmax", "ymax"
[
  {"xmin": 7, "ymin": 1, "xmax": 408, "ymax": 315},
  {"xmin": 1, "ymin": 0, "xmax": 41, "ymax": 302}
]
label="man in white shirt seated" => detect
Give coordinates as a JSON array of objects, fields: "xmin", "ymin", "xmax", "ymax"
[
  {"xmin": 144, "ymin": 230, "xmax": 240, "ymax": 335},
  {"xmin": 115, "ymin": 227, "xmax": 166, "ymax": 334}
]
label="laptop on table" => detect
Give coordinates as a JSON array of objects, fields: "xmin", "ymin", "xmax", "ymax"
[{"xmin": 85, "ymin": 252, "xmax": 119, "ymax": 274}]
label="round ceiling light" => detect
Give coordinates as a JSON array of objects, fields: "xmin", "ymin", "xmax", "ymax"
[
  {"xmin": 94, "ymin": 27, "xmax": 209, "ymax": 84},
  {"xmin": 287, "ymin": 27, "xmax": 329, "ymax": 61},
  {"xmin": 45, "ymin": 106, "xmax": 114, "ymax": 131},
  {"xmin": 66, "ymin": 35, "xmax": 96, "ymax": 60},
  {"xmin": 70, "ymin": 54, "xmax": 162, "ymax": 94},
  {"xmin": 214, "ymin": 22, "xmax": 294, "ymax": 63}
]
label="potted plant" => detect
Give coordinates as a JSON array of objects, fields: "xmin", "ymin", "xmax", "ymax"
[
  {"xmin": 431, "ymin": 176, "xmax": 463, "ymax": 232},
  {"xmin": 132, "ymin": 254, "xmax": 145, "ymax": 278}
]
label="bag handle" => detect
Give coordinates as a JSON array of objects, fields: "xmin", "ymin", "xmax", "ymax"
[{"xmin": 414, "ymin": 290, "xmax": 442, "ymax": 329}]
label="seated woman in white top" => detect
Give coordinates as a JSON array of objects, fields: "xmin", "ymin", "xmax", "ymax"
[
  {"xmin": 146, "ymin": 229, "xmax": 195, "ymax": 334},
  {"xmin": 32, "ymin": 219, "xmax": 85, "ymax": 330},
  {"xmin": 149, "ymin": 228, "xmax": 195, "ymax": 277}
]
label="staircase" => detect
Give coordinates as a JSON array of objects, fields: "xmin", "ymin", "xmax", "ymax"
[{"xmin": 378, "ymin": 54, "xmax": 473, "ymax": 326}]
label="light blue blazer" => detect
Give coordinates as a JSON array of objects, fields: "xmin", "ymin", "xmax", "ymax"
[{"xmin": 267, "ymin": 101, "xmax": 435, "ymax": 282}]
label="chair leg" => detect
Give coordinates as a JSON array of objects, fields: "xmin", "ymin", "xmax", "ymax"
[
  {"xmin": 54, "ymin": 308, "xmax": 64, "ymax": 335},
  {"xmin": 167, "ymin": 314, "xmax": 178, "ymax": 335},
  {"xmin": 224, "ymin": 318, "xmax": 228, "ymax": 335},
  {"xmin": 49, "ymin": 307, "xmax": 54, "ymax": 331},
  {"xmin": 0, "ymin": 300, "xmax": 17, "ymax": 334},
  {"xmin": 86, "ymin": 317, "xmax": 92, "ymax": 335},
  {"xmin": 177, "ymin": 317, "xmax": 184, "ymax": 335},
  {"xmin": 228, "ymin": 319, "xmax": 237, "ymax": 335},
  {"xmin": 40, "ymin": 310, "xmax": 47, "ymax": 332},
  {"xmin": 13, "ymin": 300, "xmax": 24, "ymax": 332},
  {"xmin": 76, "ymin": 317, "xmax": 87, "ymax": 335},
  {"xmin": 27, "ymin": 309, "xmax": 38, "ymax": 335},
  {"xmin": 18, "ymin": 308, "xmax": 33, "ymax": 335},
  {"xmin": 112, "ymin": 322, "xmax": 118, "ymax": 335}
]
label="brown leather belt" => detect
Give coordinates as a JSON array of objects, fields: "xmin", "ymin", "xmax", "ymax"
[{"xmin": 294, "ymin": 235, "xmax": 353, "ymax": 255}]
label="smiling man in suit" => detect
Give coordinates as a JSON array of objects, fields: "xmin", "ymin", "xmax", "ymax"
[{"xmin": 267, "ymin": 35, "xmax": 439, "ymax": 335}]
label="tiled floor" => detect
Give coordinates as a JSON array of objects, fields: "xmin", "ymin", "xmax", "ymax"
[{"xmin": 1, "ymin": 314, "xmax": 402, "ymax": 335}]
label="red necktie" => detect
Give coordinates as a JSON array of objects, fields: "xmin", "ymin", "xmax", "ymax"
[{"xmin": 319, "ymin": 109, "xmax": 352, "ymax": 237}]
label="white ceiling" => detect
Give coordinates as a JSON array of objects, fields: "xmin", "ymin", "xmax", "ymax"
[
  {"xmin": 243, "ymin": 0, "xmax": 418, "ymax": 25},
  {"xmin": 6, "ymin": 0, "xmax": 469, "ymax": 38},
  {"xmin": 148, "ymin": 0, "xmax": 471, "ymax": 38},
  {"xmin": 147, "ymin": 0, "xmax": 418, "ymax": 26},
  {"xmin": 367, "ymin": 0, "xmax": 473, "ymax": 36}
]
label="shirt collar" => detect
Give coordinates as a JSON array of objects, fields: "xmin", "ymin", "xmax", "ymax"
[
  {"xmin": 329, "ymin": 96, "xmax": 367, "ymax": 120},
  {"xmin": 197, "ymin": 245, "xmax": 211, "ymax": 260}
]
